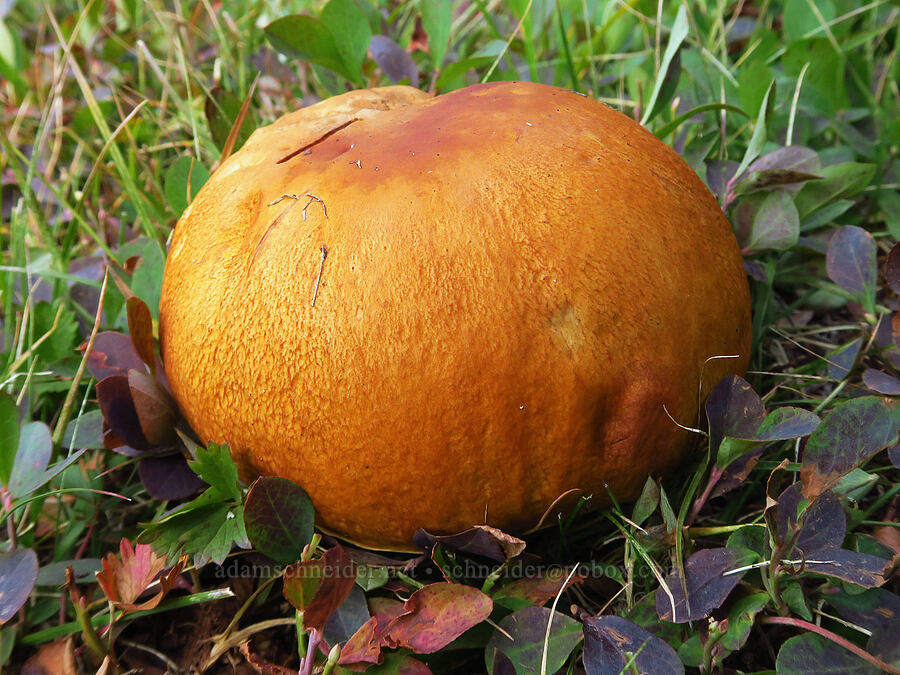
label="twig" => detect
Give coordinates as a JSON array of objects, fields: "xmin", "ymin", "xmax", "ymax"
[{"xmin": 312, "ymin": 246, "xmax": 327, "ymax": 307}]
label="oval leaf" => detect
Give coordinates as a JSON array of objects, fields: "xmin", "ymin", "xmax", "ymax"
[
  {"xmin": 656, "ymin": 548, "xmax": 747, "ymax": 623},
  {"xmin": 776, "ymin": 632, "xmax": 879, "ymax": 675},
  {"xmin": 826, "ymin": 225, "xmax": 877, "ymax": 306},
  {"xmin": 485, "ymin": 606, "xmax": 582, "ymax": 675},
  {"xmin": 8, "ymin": 422, "xmax": 52, "ymax": 499},
  {"xmin": 264, "ymin": 14, "xmax": 351, "ymax": 80},
  {"xmin": 384, "ymin": 583, "xmax": 493, "ymax": 654},
  {"xmin": 284, "ymin": 545, "xmax": 355, "ymax": 629},
  {"xmin": 245, "ymin": 476, "xmax": 314, "ymax": 564},
  {"xmin": 0, "ymin": 548, "xmax": 38, "ymax": 623},
  {"xmin": 369, "ymin": 35, "xmax": 419, "ymax": 86},
  {"xmin": 801, "ymin": 397, "xmax": 900, "ymax": 499},
  {"xmin": 583, "ymin": 615, "xmax": 683, "ymax": 675}
]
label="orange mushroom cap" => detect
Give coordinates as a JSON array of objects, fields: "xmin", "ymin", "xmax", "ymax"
[{"xmin": 160, "ymin": 81, "xmax": 751, "ymax": 551}]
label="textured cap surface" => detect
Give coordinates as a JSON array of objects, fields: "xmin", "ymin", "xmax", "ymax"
[{"xmin": 160, "ymin": 81, "xmax": 752, "ymax": 551}]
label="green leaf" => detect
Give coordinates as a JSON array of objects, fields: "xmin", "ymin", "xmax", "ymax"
[
  {"xmin": 244, "ymin": 477, "xmax": 315, "ymax": 564},
  {"xmin": 320, "ymin": 0, "xmax": 371, "ymax": 84},
  {"xmin": 164, "ymin": 156, "xmax": 210, "ymax": 218},
  {"xmin": 188, "ymin": 443, "xmax": 241, "ymax": 502},
  {"xmin": 794, "ymin": 162, "xmax": 876, "ymax": 219},
  {"xmin": 264, "ymin": 14, "xmax": 351, "ymax": 81},
  {"xmin": 776, "ymin": 633, "xmax": 879, "ymax": 675},
  {"xmin": 0, "ymin": 394, "xmax": 19, "ymax": 487},
  {"xmin": 641, "ymin": 4, "xmax": 689, "ymax": 126},
  {"xmin": 720, "ymin": 593, "xmax": 769, "ymax": 652},
  {"xmin": 33, "ymin": 299, "xmax": 78, "ymax": 364},
  {"xmin": 8, "ymin": 422, "xmax": 51, "ymax": 499},
  {"xmin": 783, "ymin": 0, "xmax": 836, "ymax": 43},
  {"xmin": 485, "ymin": 606, "xmax": 582, "ymax": 675},
  {"xmin": 130, "ymin": 238, "xmax": 167, "ymax": 322},
  {"xmin": 744, "ymin": 190, "xmax": 800, "ymax": 252},
  {"xmin": 421, "ymin": 0, "xmax": 452, "ymax": 71},
  {"xmin": 734, "ymin": 79, "xmax": 776, "ymax": 180}
]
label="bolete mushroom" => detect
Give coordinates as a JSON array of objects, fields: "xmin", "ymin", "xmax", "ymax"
[{"xmin": 160, "ymin": 81, "xmax": 751, "ymax": 551}]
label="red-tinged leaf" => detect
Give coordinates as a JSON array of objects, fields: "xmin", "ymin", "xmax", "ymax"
[
  {"xmin": 21, "ymin": 638, "xmax": 76, "ymax": 675},
  {"xmin": 138, "ymin": 453, "xmax": 206, "ymax": 500},
  {"xmin": 801, "ymin": 397, "xmax": 900, "ymax": 499},
  {"xmin": 245, "ymin": 477, "xmax": 315, "ymax": 564},
  {"xmin": 799, "ymin": 548, "xmax": 892, "ymax": 588},
  {"xmin": 863, "ymin": 369, "xmax": 900, "ymax": 396},
  {"xmin": 413, "ymin": 525, "xmax": 525, "ymax": 562},
  {"xmin": 96, "ymin": 539, "xmax": 187, "ymax": 612},
  {"xmin": 127, "ymin": 370, "xmax": 177, "ymax": 446},
  {"xmin": 369, "ymin": 596, "xmax": 408, "ymax": 628},
  {"xmin": 369, "ymin": 35, "xmax": 419, "ymax": 86},
  {"xmin": 485, "ymin": 606, "xmax": 583, "ymax": 675},
  {"xmin": 493, "ymin": 567, "xmax": 585, "ymax": 608},
  {"xmin": 711, "ymin": 446, "xmax": 764, "ymax": 498},
  {"xmin": 656, "ymin": 548, "xmax": 748, "ymax": 623},
  {"xmin": 126, "ymin": 296, "xmax": 155, "ymax": 372},
  {"xmin": 887, "ymin": 242, "xmax": 900, "ymax": 295},
  {"xmin": 283, "ymin": 545, "xmax": 355, "ymax": 630},
  {"xmin": 747, "ymin": 145, "xmax": 820, "ymax": 175},
  {"xmin": 705, "ymin": 375, "xmax": 765, "ymax": 455},
  {"xmin": 339, "ymin": 616, "xmax": 382, "ymax": 667},
  {"xmin": 97, "ymin": 375, "xmax": 150, "ymax": 450},
  {"xmin": 383, "ymin": 583, "xmax": 493, "ymax": 654},
  {"xmin": 83, "ymin": 331, "xmax": 146, "ymax": 381},
  {"xmin": 0, "ymin": 548, "xmax": 38, "ymax": 623},
  {"xmin": 583, "ymin": 615, "xmax": 684, "ymax": 675},
  {"xmin": 827, "ymin": 225, "xmax": 878, "ymax": 307},
  {"xmin": 238, "ymin": 641, "xmax": 297, "ymax": 674}
]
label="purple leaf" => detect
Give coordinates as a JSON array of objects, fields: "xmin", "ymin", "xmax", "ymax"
[
  {"xmin": 384, "ymin": 583, "xmax": 493, "ymax": 654},
  {"xmin": 739, "ymin": 190, "xmax": 800, "ymax": 252},
  {"xmin": 862, "ymin": 369, "xmax": 900, "ymax": 396},
  {"xmin": 705, "ymin": 159, "xmax": 738, "ymax": 203},
  {"xmin": 745, "ymin": 407, "xmax": 821, "ymax": 442},
  {"xmin": 369, "ymin": 35, "xmax": 419, "ymax": 86},
  {"xmin": 414, "ymin": 525, "xmax": 525, "ymax": 562},
  {"xmin": 826, "ymin": 338, "xmax": 862, "ymax": 380},
  {"xmin": 827, "ymin": 225, "xmax": 878, "ymax": 306},
  {"xmin": 711, "ymin": 446, "xmax": 764, "ymax": 498},
  {"xmin": 324, "ymin": 585, "xmax": 370, "ymax": 648},
  {"xmin": 775, "ymin": 484, "xmax": 845, "ymax": 554},
  {"xmin": 867, "ymin": 620, "xmax": 900, "ymax": 669},
  {"xmin": 138, "ymin": 454, "xmax": 206, "ymax": 500},
  {"xmin": 776, "ymin": 633, "xmax": 876, "ymax": 674},
  {"xmin": 127, "ymin": 370, "xmax": 177, "ymax": 446},
  {"xmin": 886, "ymin": 242, "xmax": 900, "ymax": 295},
  {"xmin": 801, "ymin": 397, "xmax": 900, "ymax": 499},
  {"xmin": 83, "ymin": 331, "xmax": 146, "ymax": 381},
  {"xmin": 747, "ymin": 145, "xmax": 820, "ymax": 175},
  {"xmin": 890, "ymin": 445, "xmax": 900, "ymax": 469},
  {"xmin": 244, "ymin": 477, "xmax": 314, "ymax": 564},
  {"xmin": 826, "ymin": 587, "xmax": 900, "ymax": 632},
  {"xmin": 97, "ymin": 375, "xmax": 150, "ymax": 451},
  {"xmin": 656, "ymin": 548, "xmax": 746, "ymax": 623},
  {"xmin": 0, "ymin": 548, "xmax": 38, "ymax": 622},
  {"xmin": 583, "ymin": 615, "xmax": 684, "ymax": 675},
  {"xmin": 705, "ymin": 375, "xmax": 765, "ymax": 455},
  {"xmin": 485, "ymin": 606, "xmax": 582, "ymax": 673},
  {"xmin": 800, "ymin": 548, "xmax": 891, "ymax": 588}
]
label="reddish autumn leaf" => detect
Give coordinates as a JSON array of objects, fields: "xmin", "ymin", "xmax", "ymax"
[
  {"xmin": 126, "ymin": 296, "xmax": 156, "ymax": 372},
  {"xmin": 96, "ymin": 538, "xmax": 187, "ymax": 612},
  {"xmin": 383, "ymin": 583, "xmax": 493, "ymax": 654},
  {"xmin": 283, "ymin": 545, "xmax": 355, "ymax": 630},
  {"xmin": 21, "ymin": 638, "xmax": 76, "ymax": 675},
  {"xmin": 339, "ymin": 616, "xmax": 382, "ymax": 667}
]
